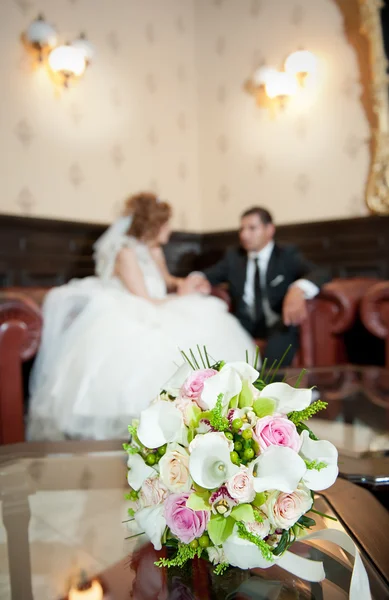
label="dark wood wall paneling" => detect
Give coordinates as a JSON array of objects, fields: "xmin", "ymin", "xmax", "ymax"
[{"xmin": 1, "ymin": 213, "xmax": 389, "ymax": 287}]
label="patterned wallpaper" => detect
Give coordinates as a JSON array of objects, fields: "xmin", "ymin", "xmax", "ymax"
[
  {"xmin": 0, "ymin": 0, "xmax": 200, "ymax": 230},
  {"xmin": 195, "ymin": 0, "xmax": 370, "ymax": 230},
  {"xmin": 0, "ymin": 0, "xmax": 370, "ymax": 231}
]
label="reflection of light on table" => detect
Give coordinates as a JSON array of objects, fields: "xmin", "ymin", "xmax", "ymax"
[
  {"xmin": 310, "ymin": 418, "xmax": 389, "ymax": 456},
  {"xmin": 69, "ymin": 580, "xmax": 104, "ymax": 600}
]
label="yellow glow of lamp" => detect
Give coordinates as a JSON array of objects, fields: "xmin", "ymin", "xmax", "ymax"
[
  {"xmin": 48, "ymin": 44, "xmax": 86, "ymax": 85},
  {"xmin": 265, "ymin": 71, "xmax": 297, "ymax": 99},
  {"xmin": 284, "ymin": 50, "xmax": 317, "ymax": 79},
  {"xmin": 68, "ymin": 579, "xmax": 104, "ymax": 600}
]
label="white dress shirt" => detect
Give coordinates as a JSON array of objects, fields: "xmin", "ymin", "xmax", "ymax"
[{"xmin": 243, "ymin": 241, "xmax": 319, "ymax": 327}]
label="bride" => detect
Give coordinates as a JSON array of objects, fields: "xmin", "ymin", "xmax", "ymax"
[{"xmin": 27, "ymin": 192, "xmax": 256, "ymax": 440}]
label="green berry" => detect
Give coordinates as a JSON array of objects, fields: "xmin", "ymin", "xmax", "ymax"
[
  {"xmin": 234, "ymin": 441, "xmax": 243, "ymax": 452},
  {"xmin": 242, "ymin": 429, "xmax": 253, "ymax": 440},
  {"xmin": 230, "ymin": 451, "xmax": 240, "ymax": 465},
  {"xmin": 145, "ymin": 453, "xmax": 156, "ymax": 466},
  {"xmin": 224, "ymin": 432, "xmax": 233, "ymax": 441},
  {"xmin": 198, "ymin": 534, "xmax": 210, "ymax": 548},
  {"xmin": 157, "ymin": 444, "xmax": 167, "ymax": 456},
  {"xmin": 190, "ymin": 539, "xmax": 199, "ymax": 549},
  {"xmin": 232, "ymin": 418, "xmax": 243, "ymax": 431},
  {"xmin": 243, "ymin": 448, "xmax": 255, "ymax": 460},
  {"xmin": 130, "ymin": 490, "xmax": 138, "ymax": 500}
]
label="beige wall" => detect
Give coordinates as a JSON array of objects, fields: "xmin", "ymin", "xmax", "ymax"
[
  {"xmin": 195, "ymin": 0, "xmax": 370, "ymax": 230},
  {"xmin": 0, "ymin": 0, "xmax": 370, "ymax": 231},
  {"xmin": 0, "ymin": 0, "xmax": 201, "ymax": 230}
]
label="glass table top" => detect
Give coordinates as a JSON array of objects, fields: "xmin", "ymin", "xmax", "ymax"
[{"xmin": 0, "ymin": 444, "xmax": 388, "ymax": 600}]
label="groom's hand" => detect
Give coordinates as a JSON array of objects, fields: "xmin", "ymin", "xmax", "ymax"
[{"xmin": 283, "ymin": 286, "xmax": 308, "ymax": 326}]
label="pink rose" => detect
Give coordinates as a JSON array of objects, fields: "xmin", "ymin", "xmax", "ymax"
[
  {"xmin": 139, "ymin": 476, "xmax": 168, "ymax": 509},
  {"xmin": 181, "ymin": 369, "xmax": 217, "ymax": 405},
  {"xmin": 253, "ymin": 415, "xmax": 301, "ymax": 452},
  {"xmin": 164, "ymin": 493, "xmax": 209, "ymax": 543},
  {"xmin": 226, "ymin": 467, "xmax": 255, "ymax": 503}
]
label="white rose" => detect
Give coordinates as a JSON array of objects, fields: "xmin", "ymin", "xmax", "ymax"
[
  {"xmin": 264, "ymin": 483, "xmax": 313, "ymax": 530},
  {"xmin": 207, "ymin": 546, "xmax": 227, "ymax": 565},
  {"xmin": 226, "ymin": 466, "xmax": 255, "ymax": 503},
  {"xmin": 139, "ymin": 476, "xmax": 168, "ymax": 509},
  {"xmin": 246, "ymin": 514, "xmax": 271, "ymax": 539},
  {"xmin": 159, "ymin": 444, "xmax": 191, "ymax": 492},
  {"xmin": 189, "ymin": 432, "xmax": 234, "ymax": 454}
]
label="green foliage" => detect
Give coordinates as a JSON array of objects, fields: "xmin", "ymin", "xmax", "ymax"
[
  {"xmin": 127, "ymin": 508, "xmax": 135, "ymax": 517},
  {"xmin": 236, "ymin": 522, "xmax": 273, "ymax": 562},
  {"xmin": 288, "ymin": 400, "xmax": 328, "ymax": 424},
  {"xmin": 295, "ymin": 422, "xmax": 319, "ymax": 441},
  {"xmin": 208, "ymin": 394, "xmax": 229, "ymax": 432},
  {"xmin": 272, "ymin": 530, "xmax": 290, "ymax": 556},
  {"xmin": 128, "ymin": 424, "xmax": 138, "ymax": 437},
  {"xmin": 305, "ymin": 459, "xmax": 327, "ymax": 471},
  {"xmin": 253, "ymin": 507, "xmax": 264, "ymax": 523},
  {"xmin": 155, "ymin": 543, "xmax": 202, "ymax": 568},
  {"xmin": 214, "ymin": 562, "xmax": 229, "ymax": 575},
  {"xmin": 298, "ymin": 515, "xmax": 316, "ymax": 529}
]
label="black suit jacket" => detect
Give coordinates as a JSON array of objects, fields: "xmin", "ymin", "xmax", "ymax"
[{"xmin": 203, "ymin": 244, "xmax": 329, "ymax": 335}]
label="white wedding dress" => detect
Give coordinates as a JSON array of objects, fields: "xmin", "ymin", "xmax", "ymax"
[{"xmin": 27, "ymin": 235, "xmax": 256, "ymax": 440}]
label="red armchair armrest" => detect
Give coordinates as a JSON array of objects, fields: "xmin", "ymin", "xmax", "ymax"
[
  {"xmin": 0, "ymin": 292, "xmax": 42, "ymax": 444},
  {"xmin": 360, "ymin": 281, "xmax": 389, "ymax": 368},
  {"xmin": 300, "ymin": 278, "xmax": 380, "ymax": 367}
]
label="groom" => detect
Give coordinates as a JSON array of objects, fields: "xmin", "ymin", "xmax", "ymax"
[{"xmin": 191, "ymin": 206, "xmax": 329, "ymax": 366}]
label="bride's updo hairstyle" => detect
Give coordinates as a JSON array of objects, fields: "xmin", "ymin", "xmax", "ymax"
[{"xmin": 125, "ymin": 192, "xmax": 172, "ymax": 241}]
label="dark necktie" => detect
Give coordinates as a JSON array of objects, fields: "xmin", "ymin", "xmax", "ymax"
[{"xmin": 253, "ymin": 258, "xmax": 263, "ymax": 324}]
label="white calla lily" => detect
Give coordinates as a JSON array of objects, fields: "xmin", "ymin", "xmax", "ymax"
[
  {"xmin": 189, "ymin": 432, "xmax": 239, "ymax": 489},
  {"xmin": 127, "ymin": 453, "xmax": 155, "ymax": 491},
  {"xmin": 201, "ymin": 368, "xmax": 242, "ymax": 410},
  {"xmin": 223, "ymin": 524, "xmax": 275, "ymax": 569},
  {"xmin": 260, "ymin": 382, "xmax": 312, "ymax": 414},
  {"xmin": 300, "ymin": 430, "xmax": 338, "ymax": 491},
  {"xmin": 251, "ymin": 446, "xmax": 306, "ymax": 493},
  {"xmin": 137, "ymin": 401, "xmax": 184, "ymax": 448},
  {"xmin": 222, "ymin": 362, "xmax": 259, "ymax": 384},
  {"xmin": 134, "ymin": 504, "xmax": 166, "ymax": 550},
  {"xmin": 163, "ymin": 363, "xmax": 192, "ymax": 396}
]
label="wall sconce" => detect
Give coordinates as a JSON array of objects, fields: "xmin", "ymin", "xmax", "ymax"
[
  {"xmin": 246, "ymin": 49, "xmax": 317, "ymax": 114},
  {"xmin": 21, "ymin": 16, "xmax": 94, "ymax": 87},
  {"xmin": 21, "ymin": 14, "xmax": 57, "ymax": 63}
]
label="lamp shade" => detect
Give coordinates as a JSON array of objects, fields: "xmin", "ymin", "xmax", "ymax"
[
  {"xmin": 284, "ymin": 50, "xmax": 317, "ymax": 75},
  {"xmin": 252, "ymin": 66, "xmax": 278, "ymax": 87},
  {"xmin": 265, "ymin": 71, "xmax": 297, "ymax": 98},
  {"xmin": 48, "ymin": 45, "xmax": 86, "ymax": 77},
  {"xmin": 26, "ymin": 16, "xmax": 57, "ymax": 48},
  {"xmin": 72, "ymin": 36, "xmax": 95, "ymax": 63}
]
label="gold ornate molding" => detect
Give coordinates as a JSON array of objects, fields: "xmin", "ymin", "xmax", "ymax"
[{"xmin": 359, "ymin": 0, "xmax": 389, "ymax": 214}]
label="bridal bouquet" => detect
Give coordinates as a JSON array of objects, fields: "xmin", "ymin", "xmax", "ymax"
[{"xmin": 125, "ymin": 349, "xmax": 343, "ymax": 578}]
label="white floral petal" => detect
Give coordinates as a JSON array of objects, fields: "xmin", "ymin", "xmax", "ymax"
[
  {"xmin": 135, "ymin": 504, "xmax": 166, "ymax": 550},
  {"xmin": 137, "ymin": 401, "xmax": 184, "ymax": 448},
  {"xmin": 189, "ymin": 433, "xmax": 239, "ymax": 489},
  {"xmin": 222, "ymin": 362, "xmax": 259, "ymax": 384},
  {"xmin": 260, "ymin": 382, "xmax": 312, "ymax": 414},
  {"xmin": 223, "ymin": 525, "xmax": 275, "ymax": 570},
  {"xmin": 163, "ymin": 363, "xmax": 192, "ymax": 395},
  {"xmin": 201, "ymin": 369, "xmax": 242, "ymax": 410},
  {"xmin": 300, "ymin": 430, "xmax": 339, "ymax": 491},
  {"xmin": 127, "ymin": 454, "xmax": 155, "ymax": 491},
  {"xmin": 252, "ymin": 446, "xmax": 306, "ymax": 493}
]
